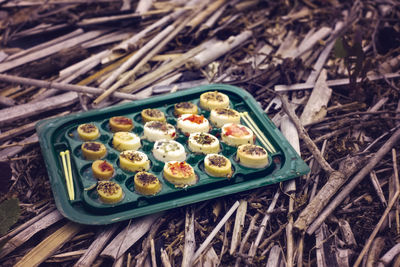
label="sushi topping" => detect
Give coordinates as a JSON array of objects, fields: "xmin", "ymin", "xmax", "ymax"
[
  {"xmin": 156, "ymin": 141, "xmax": 179, "ymax": 152},
  {"xmin": 194, "ymin": 133, "xmax": 215, "ymax": 145},
  {"xmin": 80, "ymin": 124, "xmax": 97, "ymax": 133},
  {"xmin": 242, "ymin": 145, "xmax": 267, "ymax": 155},
  {"xmin": 111, "ymin": 116, "xmax": 132, "ymax": 125},
  {"xmin": 98, "ymin": 182, "xmax": 120, "ymax": 196},
  {"xmin": 183, "ymin": 114, "xmax": 204, "ymax": 124},
  {"xmin": 137, "ymin": 172, "xmax": 158, "ymax": 185},
  {"xmin": 224, "ymin": 124, "xmax": 250, "ymax": 137},
  {"xmin": 122, "ymin": 152, "xmax": 143, "ymax": 162},
  {"xmin": 148, "ymin": 121, "xmax": 172, "ymax": 131},
  {"xmin": 215, "ymin": 108, "xmax": 237, "ymax": 116},
  {"xmin": 204, "ymin": 91, "xmax": 224, "ymax": 102},
  {"xmin": 84, "ymin": 142, "xmax": 101, "ymax": 151},
  {"xmin": 168, "ymin": 162, "xmax": 193, "ymax": 177},
  {"xmin": 117, "ymin": 132, "xmax": 134, "ymax": 140},
  {"xmin": 175, "ymin": 102, "xmax": 194, "ymax": 109},
  {"xmin": 208, "ymin": 155, "xmax": 227, "ymax": 167},
  {"xmin": 144, "ymin": 109, "xmax": 163, "ymax": 118},
  {"xmin": 99, "ymin": 161, "xmax": 113, "ymax": 172}
]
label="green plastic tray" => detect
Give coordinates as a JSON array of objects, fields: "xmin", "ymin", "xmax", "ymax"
[{"xmin": 36, "ymin": 84, "xmax": 309, "ymax": 225}]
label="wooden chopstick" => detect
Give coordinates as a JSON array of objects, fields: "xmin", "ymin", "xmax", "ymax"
[
  {"xmin": 65, "ymin": 150, "xmax": 75, "ymax": 200},
  {"xmin": 240, "ymin": 112, "xmax": 276, "ymax": 153},
  {"xmin": 60, "ymin": 150, "xmax": 74, "ymax": 200}
]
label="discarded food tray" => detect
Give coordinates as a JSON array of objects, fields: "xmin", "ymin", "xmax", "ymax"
[{"xmin": 36, "ymin": 84, "xmax": 310, "ymax": 225}]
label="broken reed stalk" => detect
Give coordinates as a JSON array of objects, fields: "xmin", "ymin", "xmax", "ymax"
[
  {"xmin": 73, "ymin": 223, "xmax": 120, "ymax": 267},
  {"xmin": 229, "ymin": 200, "xmax": 247, "ymax": 255},
  {"xmin": 353, "ymin": 190, "xmax": 400, "ymax": 267},
  {"xmin": 280, "ymin": 94, "xmax": 368, "ymax": 232},
  {"xmin": 307, "ymin": 128, "xmax": 400, "ymax": 235},
  {"xmin": 120, "ymin": 45, "xmax": 205, "ymax": 94},
  {"xmin": 97, "ymin": 22, "xmax": 177, "ymax": 90},
  {"xmin": 93, "ymin": 10, "xmax": 198, "ymax": 105},
  {"xmin": 181, "ymin": 207, "xmax": 196, "ymax": 267},
  {"xmin": 192, "ymin": 201, "xmax": 240, "ymax": 264},
  {"xmin": 186, "ymin": 0, "xmax": 226, "ymax": 31},
  {"xmin": 280, "ymin": 94, "xmax": 333, "ymax": 173},
  {"xmin": 14, "ymin": 222, "xmax": 83, "ymax": 267},
  {"xmin": 0, "ymin": 74, "xmax": 139, "ymax": 101},
  {"xmin": 248, "ymin": 190, "xmax": 280, "ymax": 260}
]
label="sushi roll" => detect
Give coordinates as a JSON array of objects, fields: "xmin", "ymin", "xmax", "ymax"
[
  {"xmin": 92, "ymin": 160, "xmax": 114, "ymax": 180},
  {"xmin": 97, "ymin": 181, "xmax": 124, "ymax": 204},
  {"xmin": 81, "ymin": 141, "xmax": 107, "ymax": 160},
  {"xmin": 143, "ymin": 121, "xmax": 176, "ymax": 142},
  {"xmin": 188, "ymin": 132, "xmax": 220, "ymax": 154},
  {"xmin": 236, "ymin": 144, "xmax": 269, "ymax": 169},
  {"xmin": 204, "ymin": 154, "xmax": 233, "ymax": 178},
  {"xmin": 209, "ymin": 108, "xmax": 240, "ymax": 127},
  {"xmin": 141, "ymin": 108, "xmax": 166, "ymax": 123},
  {"xmin": 152, "ymin": 140, "xmax": 186, "ymax": 162},
  {"xmin": 112, "ymin": 132, "xmax": 141, "ymax": 151},
  {"xmin": 134, "ymin": 171, "xmax": 162, "ymax": 195},
  {"xmin": 174, "ymin": 102, "xmax": 198, "ymax": 116},
  {"xmin": 163, "ymin": 161, "xmax": 197, "ymax": 187},
  {"xmin": 77, "ymin": 123, "xmax": 99, "ymax": 141},
  {"xmin": 221, "ymin": 123, "xmax": 254, "ymax": 147},
  {"xmin": 176, "ymin": 114, "xmax": 210, "ymax": 135},
  {"xmin": 109, "ymin": 116, "xmax": 134, "ymax": 132},
  {"xmin": 199, "ymin": 91, "xmax": 229, "ymax": 111},
  {"xmin": 119, "ymin": 150, "xmax": 150, "ymax": 172}
]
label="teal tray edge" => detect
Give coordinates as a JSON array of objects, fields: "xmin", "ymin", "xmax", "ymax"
[{"xmin": 36, "ymin": 84, "xmax": 310, "ymax": 225}]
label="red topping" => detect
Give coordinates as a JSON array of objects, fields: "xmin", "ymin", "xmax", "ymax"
[
  {"xmin": 171, "ymin": 132, "xmax": 176, "ymax": 138},
  {"xmin": 99, "ymin": 161, "xmax": 113, "ymax": 172},
  {"xmin": 111, "ymin": 116, "xmax": 132, "ymax": 125},
  {"xmin": 183, "ymin": 114, "xmax": 205, "ymax": 124},
  {"xmin": 168, "ymin": 162, "xmax": 193, "ymax": 177},
  {"xmin": 224, "ymin": 124, "xmax": 250, "ymax": 137}
]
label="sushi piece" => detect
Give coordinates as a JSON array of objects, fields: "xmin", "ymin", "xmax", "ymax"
[
  {"xmin": 97, "ymin": 181, "xmax": 124, "ymax": 204},
  {"xmin": 199, "ymin": 91, "xmax": 229, "ymax": 111},
  {"xmin": 81, "ymin": 141, "xmax": 107, "ymax": 160},
  {"xmin": 221, "ymin": 123, "xmax": 254, "ymax": 147},
  {"xmin": 134, "ymin": 171, "xmax": 162, "ymax": 195},
  {"xmin": 143, "ymin": 121, "xmax": 176, "ymax": 142},
  {"xmin": 176, "ymin": 114, "xmax": 210, "ymax": 135},
  {"xmin": 204, "ymin": 154, "xmax": 233, "ymax": 178},
  {"xmin": 77, "ymin": 123, "xmax": 99, "ymax": 140},
  {"xmin": 109, "ymin": 116, "xmax": 134, "ymax": 132},
  {"xmin": 163, "ymin": 161, "xmax": 197, "ymax": 187},
  {"xmin": 92, "ymin": 160, "xmax": 114, "ymax": 180},
  {"xmin": 236, "ymin": 144, "xmax": 269, "ymax": 169},
  {"xmin": 112, "ymin": 132, "xmax": 141, "ymax": 151},
  {"xmin": 141, "ymin": 108, "xmax": 166, "ymax": 123},
  {"xmin": 152, "ymin": 140, "xmax": 186, "ymax": 162},
  {"xmin": 119, "ymin": 150, "xmax": 150, "ymax": 172},
  {"xmin": 174, "ymin": 102, "xmax": 198, "ymax": 116},
  {"xmin": 188, "ymin": 132, "xmax": 220, "ymax": 154},
  {"xmin": 209, "ymin": 108, "xmax": 240, "ymax": 127}
]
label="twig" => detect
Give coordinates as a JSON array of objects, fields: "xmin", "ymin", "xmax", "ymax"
[
  {"xmin": 73, "ymin": 224, "xmax": 120, "ymax": 267},
  {"xmin": 192, "ymin": 201, "xmax": 240, "ymax": 264},
  {"xmin": 160, "ymin": 249, "xmax": 172, "ymax": 267},
  {"xmin": 366, "ymin": 237, "xmax": 385, "ymax": 267},
  {"xmin": 234, "ymin": 213, "xmax": 260, "ymax": 267},
  {"xmin": 248, "ymin": 190, "xmax": 280, "ymax": 261},
  {"xmin": 182, "ymin": 207, "xmax": 195, "ymax": 267},
  {"xmin": 353, "ymin": 190, "xmax": 400, "ymax": 267},
  {"xmin": 307, "ymin": 128, "xmax": 400, "ymax": 235},
  {"xmin": 280, "ymin": 94, "xmax": 334, "ymax": 173},
  {"xmin": 274, "ymin": 72, "xmax": 400, "ymax": 92},
  {"xmin": 229, "ymin": 200, "xmax": 247, "ymax": 255}
]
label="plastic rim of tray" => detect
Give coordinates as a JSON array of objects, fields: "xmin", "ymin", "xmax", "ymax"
[{"xmin": 36, "ymin": 84, "xmax": 310, "ymax": 225}]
